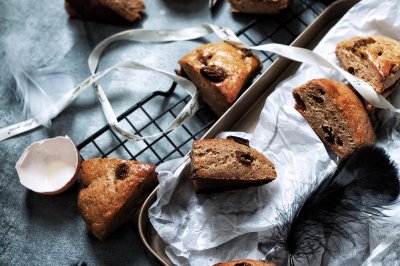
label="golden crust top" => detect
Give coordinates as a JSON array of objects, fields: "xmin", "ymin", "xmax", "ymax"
[
  {"xmin": 293, "ymin": 78, "xmax": 375, "ymax": 158},
  {"xmin": 179, "ymin": 42, "xmax": 261, "ymax": 104},
  {"xmin": 336, "ymin": 35, "xmax": 400, "ymax": 93},
  {"xmin": 78, "ymin": 158, "xmax": 156, "ymax": 240}
]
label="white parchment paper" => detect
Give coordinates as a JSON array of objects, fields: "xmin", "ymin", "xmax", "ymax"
[{"xmin": 149, "ymin": 0, "xmax": 400, "ymax": 265}]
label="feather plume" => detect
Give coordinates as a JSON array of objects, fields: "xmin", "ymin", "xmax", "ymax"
[
  {"xmin": 273, "ymin": 145, "xmax": 400, "ymax": 265},
  {"xmin": 4, "ymin": 33, "xmax": 74, "ymax": 127}
]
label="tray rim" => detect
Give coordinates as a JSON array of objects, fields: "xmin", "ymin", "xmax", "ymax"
[{"xmin": 138, "ymin": 0, "xmax": 360, "ymax": 265}]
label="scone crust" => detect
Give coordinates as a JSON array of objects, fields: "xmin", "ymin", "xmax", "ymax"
[
  {"xmin": 78, "ymin": 158, "xmax": 156, "ymax": 240},
  {"xmin": 214, "ymin": 259, "xmax": 277, "ymax": 266},
  {"xmin": 228, "ymin": 0, "xmax": 288, "ymax": 14},
  {"xmin": 100, "ymin": 0, "xmax": 144, "ymax": 22},
  {"xmin": 336, "ymin": 35, "xmax": 400, "ymax": 94},
  {"xmin": 179, "ymin": 42, "xmax": 261, "ymax": 116},
  {"xmin": 293, "ymin": 78, "xmax": 375, "ymax": 157},
  {"xmin": 65, "ymin": 0, "xmax": 144, "ymax": 23}
]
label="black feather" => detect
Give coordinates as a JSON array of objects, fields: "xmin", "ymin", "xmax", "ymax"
[{"xmin": 274, "ymin": 145, "xmax": 400, "ymax": 265}]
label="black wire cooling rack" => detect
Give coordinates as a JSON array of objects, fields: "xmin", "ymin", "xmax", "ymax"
[{"xmin": 77, "ymin": 0, "xmax": 328, "ymax": 165}]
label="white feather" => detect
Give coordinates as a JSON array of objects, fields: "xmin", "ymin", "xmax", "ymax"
[{"xmin": 4, "ymin": 33, "xmax": 75, "ymax": 127}]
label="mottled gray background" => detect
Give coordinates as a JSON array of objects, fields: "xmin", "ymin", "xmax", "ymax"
[{"xmin": 0, "ymin": 0, "xmax": 328, "ymax": 265}]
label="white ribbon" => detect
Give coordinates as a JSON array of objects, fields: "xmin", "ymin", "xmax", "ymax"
[
  {"xmin": 207, "ymin": 24, "xmax": 400, "ymax": 112},
  {"xmin": 93, "ymin": 61, "xmax": 199, "ymax": 141},
  {"xmin": 87, "ymin": 25, "xmax": 216, "ymax": 141},
  {"xmin": 2, "ymin": 23, "xmax": 398, "ymax": 141}
]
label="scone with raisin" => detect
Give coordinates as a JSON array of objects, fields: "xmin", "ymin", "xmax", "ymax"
[
  {"xmin": 190, "ymin": 136, "xmax": 276, "ymax": 192},
  {"xmin": 179, "ymin": 42, "xmax": 261, "ymax": 116},
  {"xmin": 336, "ymin": 36, "xmax": 400, "ymax": 97},
  {"xmin": 78, "ymin": 158, "xmax": 157, "ymax": 240},
  {"xmin": 292, "ymin": 78, "xmax": 375, "ymax": 158}
]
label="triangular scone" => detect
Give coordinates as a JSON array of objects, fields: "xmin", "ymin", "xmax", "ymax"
[
  {"xmin": 190, "ymin": 137, "xmax": 276, "ymax": 193},
  {"xmin": 292, "ymin": 78, "xmax": 375, "ymax": 158},
  {"xmin": 336, "ymin": 36, "xmax": 400, "ymax": 95},
  {"xmin": 179, "ymin": 42, "xmax": 261, "ymax": 116},
  {"xmin": 78, "ymin": 158, "xmax": 157, "ymax": 240}
]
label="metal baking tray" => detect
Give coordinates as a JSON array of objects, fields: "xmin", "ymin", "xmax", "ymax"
[{"xmin": 138, "ymin": 0, "xmax": 359, "ymax": 265}]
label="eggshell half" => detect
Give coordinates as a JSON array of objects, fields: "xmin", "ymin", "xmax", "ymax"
[{"xmin": 16, "ymin": 136, "xmax": 80, "ymax": 195}]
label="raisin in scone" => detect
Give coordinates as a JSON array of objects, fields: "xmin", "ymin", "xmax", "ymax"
[
  {"xmin": 179, "ymin": 42, "xmax": 261, "ymax": 116},
  {"xmin": 214, "ymin": 259, "xmax": 277, "ymax": 266},
  {"xmin": 190, "ymin": 137, "xmax": 276, "ymax": 192},
  {"xmin": 336, "ymin": 36, "xmax": 400, "ymax": 95},
  {"xmin": 65, "ymin": 0, "xmax": 144, "ymax": 24},
  {"xmin": 78, "ymin": 158, "xmax": 157, "ymax": 240},
  {"xmin": 292, "ymin": 78, "xmax": 375, "ymax": 158},
  {"xmin": 228, "ymin": 0, "xmax": 288, "ymax": 14}
]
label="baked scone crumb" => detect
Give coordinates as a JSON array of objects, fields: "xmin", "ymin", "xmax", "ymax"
[
  {"xmin": 293, "ymin": 78, "xmax": 375, "ymax": 158},
  {"xmin": 336, "ymin": 35, "xmax": 400, "ymax": 95},
  {"xmin": 190, "ymin": 137, "xmax": 276, "ymax": 192}
]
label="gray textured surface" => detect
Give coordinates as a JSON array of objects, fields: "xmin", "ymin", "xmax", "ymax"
[{"xmin": 0, "ymin": 0, "xmax": 326, "ymax": 265}]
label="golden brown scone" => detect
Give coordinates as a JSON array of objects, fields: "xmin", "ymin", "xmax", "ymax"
[
  {"xmin": 336, "ymin": 36, "xmax": 400, "ymax": 95},
  {"xmin": 78, "ymin": 158, "xmax": 157, "ymax": 240},
  {"xmin": 292, "ymin": 78, "xmax": 375, "ymax": 158},
  {"xmin": 213, "ymin": 259, "xmax": 277, "ymax": 266},
  {"xmin": 179, "ymin": 42, "xmax": 261, "ymax": 116},
  {"xmin": 228, "ymin": 0, "xmax": 288, "ymax": 14},
  {"xmin": 190, "ymin": 136, "xmax": 276, "ymax": 192},
  {"xmin": 65, "ymin": 0, "xmax": 144, "ymax": 24}
]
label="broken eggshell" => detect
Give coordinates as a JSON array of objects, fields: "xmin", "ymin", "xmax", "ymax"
[{"xmin": 16, "ymin": 136, "xmax": 80, "ymax": 195}]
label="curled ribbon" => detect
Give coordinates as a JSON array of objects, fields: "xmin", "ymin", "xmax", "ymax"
[{"xmin": 87, "ymin": 25, "xmax": 214, "ymax": 141}]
